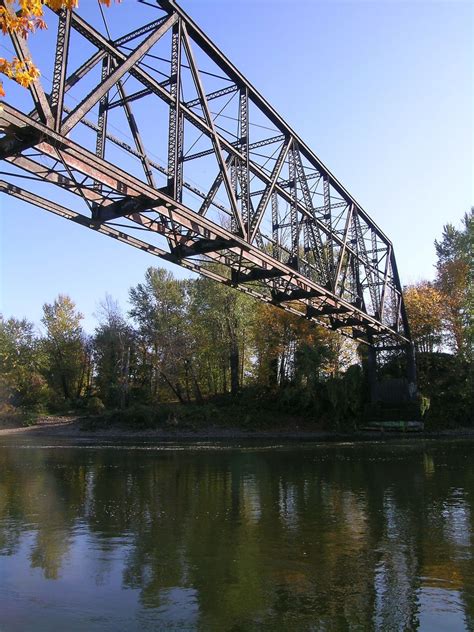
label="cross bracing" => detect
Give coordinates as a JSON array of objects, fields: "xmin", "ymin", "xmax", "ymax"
[{"xmin": 0, "ymin": 0, "xmax": 412, "ymax": 349}]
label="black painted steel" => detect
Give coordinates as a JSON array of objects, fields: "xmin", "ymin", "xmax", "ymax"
[{"xmin": 0, "ymin": 0, "xmax": 413, "ymax": 355}]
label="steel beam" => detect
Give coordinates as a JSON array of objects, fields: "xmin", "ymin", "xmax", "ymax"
[
  {"xmin": 61, "ymin": 13, "xmax": 178, "ymax": 135},
  {"xmin": 0, "ymin": 1, "xmax": 412, "ymax": 350}
]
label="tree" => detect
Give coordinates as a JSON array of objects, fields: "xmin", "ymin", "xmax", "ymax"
[
  {"xmin": 129, "ymin": 267, "xmax": 191, "ymax": 403},
  {"xmin": 434, "ymin": 210, "xmax": 472, "ymax": 358},
  {"xmin": 253, "ymin": 303, "xmax": 337, "ymax": 389},
  {"xmin": 188, "ymin": 277, "xmax": 255, "ymax": 397},
  {"xmin": 0, "ymin": 0, "xmax": 115, "ymax": 96},
  {"xmin": 187, "ymin": 278, "xmax": 231, "ymax": 397},
  {"xmin": 403, "ymin": 282, "xmax": 444, "ymax": 353},
  {"xmin": 93, "ymin": 295, "xmax": 136, "ymax": 408},
  {"xmin": 41, "ymin": 294, "xmax": 88, "ymax": 402},
  {"xmin": 0, "ymin": 314, "xmax": 47, "ymax": 409}
]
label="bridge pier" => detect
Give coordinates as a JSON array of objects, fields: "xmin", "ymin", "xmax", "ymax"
[
  {"xmin": 367, "ymin": 343, "xmax": 418, "ymax": 404},
  {"xmin": 365, "ymin": 343, "xmax": 421, "ymax": 428},
  {"xmin": 406, "ymin": 342, "xmax": 418, "ymax": 401},
  {"xmin": 367, "ymin": 346, "xmax": 378, "ymax": 403}
]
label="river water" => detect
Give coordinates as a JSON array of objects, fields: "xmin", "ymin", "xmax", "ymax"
[{"xmin": 0, "ymin": 438, "xmax": 472, "ymax": 631}]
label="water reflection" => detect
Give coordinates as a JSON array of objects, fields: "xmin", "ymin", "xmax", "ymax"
[{"xmin": 0, "ymin": 441, "xmax": 473, "ymax": 631}]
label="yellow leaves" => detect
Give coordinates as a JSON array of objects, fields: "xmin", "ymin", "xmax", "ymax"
[
  {"xmin": 20, "ymin": 0, "xmax": 44, "ymax": 16},
  {"xmin": 404, "ymin": 281, "xmax": 445, "ymax": 352},
  {"xmin": 0, "ymin": 55, "xmax": 39, "ymax": 88},
  {"xmin": 0, "ymin": 0, "xmax": 119, "ymax": 94},
  {"xmin": 46, "ymin": 0, "xmax": 79, "ymax": 10},
  {"xmin": 45, "ymin": 0, "xmax": 117, "ymax": 9},
  {"xmin": 0, "ymin": 1, "xmax": 47, "ymax": 40},
  {"xmin": 0, "ymin": 1, "xmax": 47, "ymax": 91}
]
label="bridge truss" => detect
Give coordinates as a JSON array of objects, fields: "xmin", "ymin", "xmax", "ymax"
[{"xmin": 0, "ymin": 0, "xmax": 412, "ymax": 352}]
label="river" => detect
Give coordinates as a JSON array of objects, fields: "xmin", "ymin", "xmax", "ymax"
[{"xmin": 0, "ymin": 438, "xmax": 473, "ymax": 631}]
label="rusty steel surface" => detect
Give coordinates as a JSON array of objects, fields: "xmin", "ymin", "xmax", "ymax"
[{"xmin": 0, "ymin": 0, "xmax": 413, "ymax": 350}]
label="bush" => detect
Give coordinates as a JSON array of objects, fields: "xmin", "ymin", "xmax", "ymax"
[
  {"xmin": 86, "ymin": 396, "xmax": 105, "ymax": 416},
  {"xmin": 416, "ymin": 352, "xmax": 473, "ymax": 428},
  {"xmin": 0, "ymin": 372, "xmax": 51, "ymax": 413},
  {"xmin": 108, "ymin": 404, "xmax": 167, "ymax": 429}
]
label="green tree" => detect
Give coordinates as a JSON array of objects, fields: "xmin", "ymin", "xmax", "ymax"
[
  {"xmin": 435, "ymin": 210, "xmax": 472, "ymax": 358},
  {"xmin": 93, "ymin": 295, "xmax": 136, "ymax": 408},
  {"xmin": 0, "ymin": 315, "xmax": 47, "ymax": 409},
  {"xmin": 188, "ymin": 277, "xmax": 255, "ymax": 396},
  {"xmin": 41, "ymin": 294, "xmax": 88, "ymax": 403},
  {"xmin": 129, "ymin": 268, "xmax": 190, "ymax": 402}
]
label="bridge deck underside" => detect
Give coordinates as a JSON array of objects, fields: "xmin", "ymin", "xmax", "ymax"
[{"xmin": 0, "ymin": 0, "xmax": 411, "ymax": 349}]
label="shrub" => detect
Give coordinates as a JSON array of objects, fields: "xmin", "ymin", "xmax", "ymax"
[
  {"xmin": 86, "ymin": 396, "xmax": 105, "ymax": 416},
  {"xmin": 109, "ymin": 404, "xmax": 162, "ymax": 428}
]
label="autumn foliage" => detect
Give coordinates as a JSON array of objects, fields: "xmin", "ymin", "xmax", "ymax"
[
  {"xmin": 403, "ymin": 282, "xmax": 444, "ymax": 353},
  {"xmin": 0, "ymin": 0, "xmax": 115, "ymax": 96}
]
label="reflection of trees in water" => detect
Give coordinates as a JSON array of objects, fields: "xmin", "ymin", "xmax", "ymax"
[
  {"xmin": 373, "ymin": 489, "xmax": 420, "ymax": 631},
  {"xmin": 0, "ymin": 443, "xmax": 473, "ymax": 629},
  {"xmin": 0, "ymin": 448, "xmax": 88, "ymax": 579}
]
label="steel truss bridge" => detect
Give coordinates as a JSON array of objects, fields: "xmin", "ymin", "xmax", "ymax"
[{"xmin": 0, "ymin": 0, "xmax": 413, "ymax": 356}]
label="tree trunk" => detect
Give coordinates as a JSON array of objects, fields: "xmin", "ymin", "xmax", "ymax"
[
  {"xmin": 61, "ymin": 369, "xmax": 70, "ymax": 400},
  {"xmin": 269, "ymin": 356, "xmax": 279, "ymax": 388},
  {"xmin": 230, "ymin": 337, "xmax": 239, "ymax": 396},
  {"xmin": 160, "ymin": 371, "xmax": 186, "ymax": 403},
  {"xmin": 184, "ymin": 361, "xmax": 191, "ymax": 403},
  {"xmin": 192, "ymin": 373, "xmax": 204, "ymax": 404},
  {"xmin": 222, "ymin": 364, "xmax": 227, "ymax": 394},
  {"xmin": 76, "ymin": 351, "xmax": 86, "ymax": 400},
  {"xmin": 279, "ymin": 351, "xmax": 286, "ymax": 386},
  {"xmin": 120, "ymin": 346, "xmax": 130, "ymax": 409}
]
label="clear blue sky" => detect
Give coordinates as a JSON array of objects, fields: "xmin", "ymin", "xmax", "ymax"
[{"xmin": 1, "ymin": 0, "xmax": 472, "ymax": 332}]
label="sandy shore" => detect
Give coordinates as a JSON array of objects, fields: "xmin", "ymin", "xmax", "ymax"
[
  {"xmin": 0, "ymin": 415, "xmax": 351, "ymax": 441},
  {"xmin": 1, "ymin": 415, "xmax": 473, "ymax": 443}
]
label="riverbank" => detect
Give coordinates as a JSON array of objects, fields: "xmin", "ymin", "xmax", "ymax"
[{"xmin": 1, "ymin": 414, "xmax": 473, "ymax": 442}]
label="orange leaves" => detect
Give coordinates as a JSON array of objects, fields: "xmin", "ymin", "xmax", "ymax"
[
  {"xmin": 0, "ymin": 0, "xmax": 46, "ymax": 92},
  {"xmin": 0, "ymin": 0, "xmax": 119, "ymax": 93},
  {"xmin": 0, "ymin": 1, "xmax": 47, "ymax": 40},
  {"xmin": 46, "ymin": 0, "xmax": 79, "ymax": 10},
  {"xmin": 0, "ymin": 55, "xmax": 40, "ymax": 93},
  {"xmin": 0, "ymin": 0, "xmax": 119, "ymax": 40},
  {"xmin": 404, "ymin": 281, "xmax": 445, "ymax": 353}
]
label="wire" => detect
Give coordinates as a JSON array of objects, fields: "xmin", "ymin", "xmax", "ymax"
[
  {"xmin": 184, "ymin": 90, "xmax": 237, "ymax": 157},
  {"xmin": 209, "ymin": 110, "xmax": 278, "ymax": 133},
  {"xmin": 119, "ymin": 45, "xmax": 234, "ymax": 83},
  {"xmin": 98, "ymin": 0, "xmax": 112, "ymax": 40}
]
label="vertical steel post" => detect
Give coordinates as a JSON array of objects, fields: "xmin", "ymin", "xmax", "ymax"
[
  {"xmin": 239, "ymin": 88, "xmax": 250, "ymax": 239},
  {"xmin": 271, "ymin": 191, "xmax": 279, "ymax": 261},
  {"xmin": 94, "ymin": 55, "xmax": 111, "ymax": 193},
  {"xmin": 50, "ymin": 8, "xmax": 71, "ymax": 132},
  {"xmin": 95, "ymin": 55, "xmax": 111, "ymax": 161},
  {"xmin": 323, "ymin": 175, "xmax": 334, "ymax": 287},
  {"xmin": 289, "ymin": 144, "xmax": 299, "ymax": 270},
  {"xmin": 230, "ymin": 159, "xmax": 238, "ymax": 234},
  {"xmin": 167, "ymin": 19, "xmax": 183, "ymax": 202}
]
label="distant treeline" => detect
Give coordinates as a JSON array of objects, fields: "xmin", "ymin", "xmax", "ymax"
[{"xmin": 0, "ymin": 210, "xmax": 472, "ymax": 430}]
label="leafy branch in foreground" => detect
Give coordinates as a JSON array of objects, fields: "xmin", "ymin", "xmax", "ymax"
[{"xmin": 0, "ymin": 0, "xmax": 117, "ymax": 96}]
